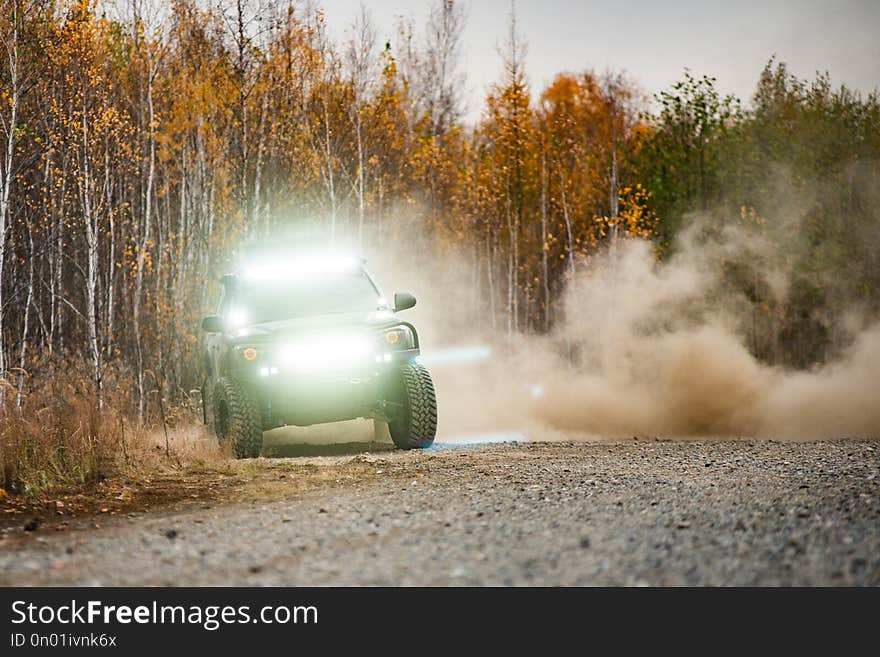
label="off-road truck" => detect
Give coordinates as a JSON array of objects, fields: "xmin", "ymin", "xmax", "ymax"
[{"xmin": 200, "ymin": 249, "xmax": 437, "ymax": 458}]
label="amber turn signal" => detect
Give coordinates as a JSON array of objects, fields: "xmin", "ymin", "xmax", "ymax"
[{"xmin": 242, "ymin": 347, "xmax": 258, "ymax": 361}]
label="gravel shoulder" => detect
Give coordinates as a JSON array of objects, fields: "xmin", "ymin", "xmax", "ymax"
[{"xmin": 1, "ymin": 439, "xmax": 878, "ymax": 586}]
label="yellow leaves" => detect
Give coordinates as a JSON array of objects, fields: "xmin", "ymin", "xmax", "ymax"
[
  {"xmin": 617, "ymin": 183, "xmax": 658, "ymax": 239},
  {"xmin": 739, "ymin": 205, "xmax": 765, "ymax": 226},
  {"xmin": 3, "ymin": 0, "xmax": 670, "ymax": 375}
]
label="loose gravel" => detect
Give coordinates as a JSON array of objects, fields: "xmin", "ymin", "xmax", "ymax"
[{"xmin": 1, "ymin": 440, "xmax": 877, "ymax": 586}]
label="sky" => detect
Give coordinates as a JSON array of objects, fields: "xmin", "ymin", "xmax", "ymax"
[{"xmin": 319, "ymin": 0, "xmax": 880, "ymax": 123}]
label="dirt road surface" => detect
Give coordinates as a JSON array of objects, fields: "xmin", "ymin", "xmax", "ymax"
[{"xmin": 1, "ymin": 440, "xmax": 878, "ymax": 586}]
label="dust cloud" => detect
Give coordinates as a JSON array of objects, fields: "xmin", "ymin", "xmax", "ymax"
[{"xmin": 368, "ymin": 224, "xmax": 880, "ymax": 442}]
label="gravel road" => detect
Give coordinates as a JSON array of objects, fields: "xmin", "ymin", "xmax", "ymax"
[{"xmin": 1, "ymin": 440, "xmax": 878, "ymax": 586}]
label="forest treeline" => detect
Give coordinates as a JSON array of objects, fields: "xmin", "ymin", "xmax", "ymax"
[{"xmin": 1, "ymin": 0, "xmax": 879, "ymax": 426}]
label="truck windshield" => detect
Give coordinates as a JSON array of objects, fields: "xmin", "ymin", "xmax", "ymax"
[{"xmin": 232, "ymin": 271, "xmax": 380, "ymax": 324}]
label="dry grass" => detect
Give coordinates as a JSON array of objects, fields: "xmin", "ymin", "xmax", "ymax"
[{"xmin": 0, "ymin": 363, "xmax": 224, "ymax": 497}]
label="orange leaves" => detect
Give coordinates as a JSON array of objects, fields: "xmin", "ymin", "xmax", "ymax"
[{"xmin": 2, "ymin": 0, "xmax": 670, "ymax": 416}]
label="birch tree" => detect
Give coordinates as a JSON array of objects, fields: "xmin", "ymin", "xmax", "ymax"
[{"xmin": 344, "ymin": 4, "xmax": 377, "ymax": 247}]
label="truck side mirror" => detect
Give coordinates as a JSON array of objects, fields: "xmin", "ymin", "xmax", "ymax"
[
  {"xmin": 393, "ymin": 292, "xmax": 417, "ymax": 312},
  {"xmin": 201, "ymin": 315, "xmax": 224, "ymax": 333}
]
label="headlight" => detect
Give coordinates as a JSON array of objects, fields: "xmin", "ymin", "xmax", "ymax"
[
  {"xmin": 383, "ymin": 326, "xmax": 414, "ymax": 349},
  {"xmin": 227, "ymin": 308, "xmax": 248, "ymax": 329}
]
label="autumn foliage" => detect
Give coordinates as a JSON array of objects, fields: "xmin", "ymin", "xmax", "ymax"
[{"xmin": 0, "ymin": 1, "xmax": 878, "ymax": 491}]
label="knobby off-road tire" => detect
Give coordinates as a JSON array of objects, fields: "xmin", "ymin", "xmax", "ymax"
[
  {"xmin": 213, "ymin": 378, "xmax": 263, "ymax": 458},
  {"xmin": 388, "ymin": 362, "xmax": 437, "ymax": 449}
]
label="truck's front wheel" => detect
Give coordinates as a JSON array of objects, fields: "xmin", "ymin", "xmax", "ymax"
[
  {"xmin": 213, "ymin": 378, "xmax": 263, "ymax": 458},
  {"xmin": 387, "ymin": 362, "xmax": 437, "ymax": 449}
]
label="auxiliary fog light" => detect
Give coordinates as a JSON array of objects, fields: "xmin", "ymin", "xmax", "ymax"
[
  {"xmin": 374, "ymin": 352, "xmax": 393, "ymax": 363},
  {"xmin": 259, "ymin": 366, "xmax": 279, "ymax": 377},
  {"xmin": 282, "ymin": 334, "xmax": 373, "ymax": 372}
]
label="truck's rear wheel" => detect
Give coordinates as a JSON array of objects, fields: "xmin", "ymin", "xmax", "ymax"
[
  {"xmin": 213, "ymin": 378, "xmax": 263, "ymax": 458},
  {"xmin": 387, "ymin": 362, "xmax": 437, "ymax": 449}
]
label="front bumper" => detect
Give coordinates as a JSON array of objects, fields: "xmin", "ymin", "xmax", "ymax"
[{"xmin": 230, "ymin": 348, "xmax": 418, "ymax": 427}]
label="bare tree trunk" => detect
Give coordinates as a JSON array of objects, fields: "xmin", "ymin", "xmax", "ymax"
[
  {"xmin": 134, "ymin": 58, "xmax": 156, "ymax": 424},
  {"xmin": 38, "ymin": 149, "xmax": 52, "ymax": 353},
  {"xmin": 488, "ymin": 226, "xmax": 497, "ymax": 330},
  {"xmin": 52, "ymin": 161, "xmax": 67, "ymax": 352},
  {"xmin": 322, "ymin": 100, "xmax": 337, "ymax": 242},
  {"xmin": 609, "ymin": 138, "xmax": 619, "ymax": 242},
  {"xmin": 559, "ymin": 170, "xmax": 575, "ymax": 280},
  {"xmin": 236, "ymin": 0, "xmax": 249, "ymax": 210},
  {"xmin": 356, "ymin": 113, "xmax": 365, "ymax": 248},
  {"xmin": 524, "ymin": 283, "xmax": 531, "ymax": 334},
  {"xmin": 80, "ymin": 111, "xmax": 103, "ymax": 408},
  {"xmin": 252, "ymin": 88, "xmax": 268, "ymax": 237},
  {"xmin": 512, "ymin": 208, "xmax": 519, "ymax": 334},
  {"xmin": 16, "ymin": 228, "xmax": 34, "ymax": 409},
  {"xmin": 0, "ymin": 0, "xmax": 21, "ymax": 404},
  {"xmin": 376, "ymin": 177, "xmax": 384, "ymax": 242},
  {"xmin": 540, "ymin": 147, "xmax": 549, "ymax": 331},
  {"xmin": 505, "ymin": 188, "xmax": 514, "ymax": 337},
  {"xmin": 104, "ymin": 150, "xmax": 115, "ymax": 355},
  {"xmin": 471, "ymin": 240, "xmax": 479, "ymax": 327},
  {"xmin": 344, "ymin": 7, "xmax": 375, "ymax": 249}
]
